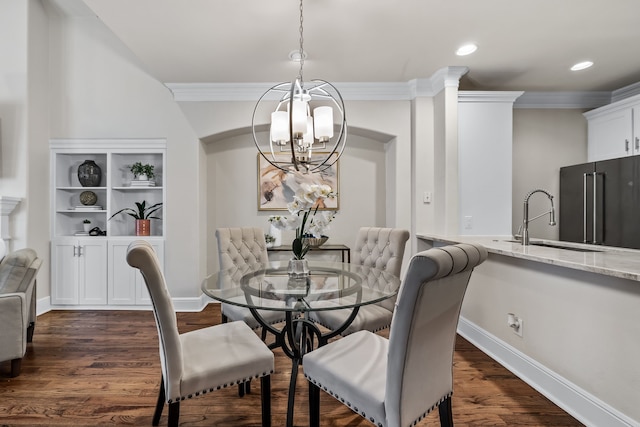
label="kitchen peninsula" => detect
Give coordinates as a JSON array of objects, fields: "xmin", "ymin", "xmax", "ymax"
[{"xmin": 417, "ymin": 233, "xmax": 640, "ymax": 427}]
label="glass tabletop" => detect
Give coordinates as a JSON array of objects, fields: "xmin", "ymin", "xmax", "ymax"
[{"xmin": 201, "ymin": 260, "xmax": 401, "ymax": 313}]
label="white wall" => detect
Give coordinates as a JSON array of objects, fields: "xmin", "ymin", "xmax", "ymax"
[
  {"xmin": 0, "ymin": 0, "xmax": 28, "ymax": 251},
  {"xmin": 183, "ymin": 99, "xmax": 411, "ymax": 275},
  {"xmin": 47, "ymin": 13, "xmax": 203, "ymax": 297},
  {"xmin": 203, "ymin": 130, "xmax": 388, "ymax": 274},
  {"xmin": 27, "ymin": 0, "xmax": 52, "ymax": 302},
  {"xmin": 512, "ymin": 109, "xmax": 588, "ymax": 240}
]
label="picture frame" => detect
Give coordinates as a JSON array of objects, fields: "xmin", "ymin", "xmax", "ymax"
[{"xmin": 257, "ymin": 153, "xmax": 339, "ymax": 211}]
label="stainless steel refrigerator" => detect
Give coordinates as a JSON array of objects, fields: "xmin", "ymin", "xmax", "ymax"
[{"xmin": 559, "ymin": 155, "xmax": 640, "ymax": 249}]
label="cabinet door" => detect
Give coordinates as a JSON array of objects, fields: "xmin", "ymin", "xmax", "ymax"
[
  {"xmin": 633, "ymin": 107, "xmax": 640, "ymax": 155},
  {"xmin": 78, "ymin": 239, "xmax": 108, "ymax": 305},
  {"xmin": 107, "ymin": 242, "xmax": 137, "ymax": 305},
  {"xmin": 587, "ymin": 108, "xmax": 633, "ymax": 162},
  {"xmin": 108, "ymin": 240, "xmax": 163, "ymax": 305},
  {"xmin": 51, "ymin": 241, "xmax": 79, "ymax": 305}
]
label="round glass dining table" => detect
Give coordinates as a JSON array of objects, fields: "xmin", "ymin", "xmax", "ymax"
[{"xmin": 201, "ymin": 259, "xmax": 401, "ymax": 427}]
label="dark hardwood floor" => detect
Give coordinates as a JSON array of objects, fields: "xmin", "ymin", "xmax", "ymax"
[{"xmin": 0, "ymin": 305, "xmax": 582, "ymax": 426}]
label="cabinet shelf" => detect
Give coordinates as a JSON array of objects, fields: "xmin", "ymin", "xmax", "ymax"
[{"xmin": 50, "ymin": 139, "xmax": 166, "ymax": 308}]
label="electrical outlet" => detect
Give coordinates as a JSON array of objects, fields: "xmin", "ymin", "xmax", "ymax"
[{"xmin": 507, "ymin": 313, "xmax": 523, "ymax": 337}]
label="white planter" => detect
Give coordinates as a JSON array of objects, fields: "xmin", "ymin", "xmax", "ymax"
[{"xmin": 269, "ymin": 224, "xmax": 282, "ymax": 247}]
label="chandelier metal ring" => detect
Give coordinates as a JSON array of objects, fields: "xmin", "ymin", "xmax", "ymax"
[{"xmin": 251, "ymin": 0, "xmax": 347, "ymax": 174}]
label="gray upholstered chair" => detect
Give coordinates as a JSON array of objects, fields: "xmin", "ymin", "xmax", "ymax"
[
  {"xmin": 126, "ymin": 240, "xmax": 274, "ymax": 427},
  {"xmin": 309, "ymin": 227, "xmax": 409, "ymax": 336},
  {"xmin": 215, "ymin": 227, "xmax": 286, "ymax": 331},
  {"xmin": 303, "ymin": 243, "xmax": 488, "ymax": 427},
  {"xmin": 0, "ymin": 248, "xmax": 42, "ymax": 377}
]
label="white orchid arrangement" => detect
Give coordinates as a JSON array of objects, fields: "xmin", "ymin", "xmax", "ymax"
[{"xmin": 268, "ymin": 182, "xmax": 336, "ymax": 260}]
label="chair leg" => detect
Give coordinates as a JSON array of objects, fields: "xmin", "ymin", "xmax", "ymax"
[
  {"xmin": 10, "ymin": 358, "xmax": 21, "ymax": 378},
  {"xmin": 261, "ymin": 326, "xmax": 267, "ymax": 341},
  {"xmin": 260, "ymin": 375, "xmax": 271, "ymax": 427},
  {"xmin": 27, "ymin": 322, "xmax": 35, "ymax": 343},
  {"xmin": 167, "ymin": 401, "xmax": 180, "ymax": 427},
  {"xmin": 152, "ymin": 377, "xmax": 166, "ymax": 426},
  {"xmin": 309, "ymin": 381, "xmax": 320, "ymax": 427},
  {"xmin": 238, "ymin": 382, "xmax": 245, "ymax": 397},
  {"xmin": 245, "ymin": 380, "xmax": 251, "ymax": 394},
  {"xmin": 438, "ymin": 395, "xmax": 454, "ymax": 427}
]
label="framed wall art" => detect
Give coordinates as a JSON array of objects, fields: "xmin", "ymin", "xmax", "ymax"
[{"xmin": 257, "ymin": 153, "xmax": 339, "ymax": 211}]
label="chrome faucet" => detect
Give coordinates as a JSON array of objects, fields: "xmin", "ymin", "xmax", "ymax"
[{"xmin": 521, "ymin": 189, "xmax": 556, "ymax": 246}]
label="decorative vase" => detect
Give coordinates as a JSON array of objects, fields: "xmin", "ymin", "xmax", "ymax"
[
  {"xmin": 77, "ymin": 160, "xmax": 102, "ymax": 187},
  {"xmin": 83, "ymin": 223, "xmax": 91, "ymax": 233},
  {"xmin": 79, "ymin": 190, "xmax": 98, "ymax": 206},
  {"xmin": 136, "ymin": 219, "xmax": 151, "ymax": 236},
  {"xmin": 269, "ymin": 224, "xmax": 282, "ymax": 247},
  {"xmin": 288, "ymin": 258, "xmax": 309, "ymax": 278},
  {"xmin": 303, "ymin": 236, "xmax": 328, "ymax": 248}
]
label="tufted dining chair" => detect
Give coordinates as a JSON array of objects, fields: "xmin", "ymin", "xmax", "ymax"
[
  {"xmin": 309, "ymin": 227, "xmax": 409, "ymax": 336},
  {"xmin": 215, "ymin": 227, "xmax": 286, "ymax": 396},
  {"xmin": 126, "ymin": 240, "xmax": 274, "ymax": 427},
  {"xmin": 303, "ymin": 243, "xmax": 487, "ymax": 427}
]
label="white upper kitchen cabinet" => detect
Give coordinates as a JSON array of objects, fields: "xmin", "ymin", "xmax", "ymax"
[{"xmin": 585, "ymin": 94, "xmax": 640, "ymax": 162}]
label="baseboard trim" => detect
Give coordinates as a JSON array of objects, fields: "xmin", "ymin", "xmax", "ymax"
[
  {"xmin": 458, "ymin": 316, "xmax": 636, "ymax": 427},
  {"xmin": 37, "ymin": 295, "xmax": 211, "ymax": 314}
]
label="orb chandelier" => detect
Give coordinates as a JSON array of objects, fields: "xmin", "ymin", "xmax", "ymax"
[{"xmin": 252, "ymin": 0, "xmax": 347, "ymax": 174}]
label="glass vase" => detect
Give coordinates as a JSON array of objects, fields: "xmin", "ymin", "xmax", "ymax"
[{"xmin": 287, "ymin": 258, "xmax": 309, "ymax": 278}]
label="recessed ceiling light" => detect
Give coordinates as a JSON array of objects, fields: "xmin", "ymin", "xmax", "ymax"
[
  {"xmin": 456, "ymin": 44, "xmax": 478, "ymax": 56},
  {"xmin": 571, "ymin": 61, "xmax": 593, "ymax": 71},
  {"xmin": 288, "ymin": 50, "xmax": 307, "ymax": 62}
]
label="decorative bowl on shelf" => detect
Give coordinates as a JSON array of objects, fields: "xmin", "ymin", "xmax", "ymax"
[{"xmin": 303, "ymin": 236, "xmax": 328, "ymax": 248}]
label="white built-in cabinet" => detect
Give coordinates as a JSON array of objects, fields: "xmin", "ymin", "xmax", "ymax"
[
  {"xmin": 50, "ymin": 139, "xmax": 166, "ymax": 307},
  {"xmin": 584, "ymin": 94, "xmax": 640, "ymax": 162}
]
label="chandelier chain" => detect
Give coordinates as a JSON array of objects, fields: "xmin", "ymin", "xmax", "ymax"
[{"xmin": 298, "ymin": 0, "xmax": 304, "ymax": 83}]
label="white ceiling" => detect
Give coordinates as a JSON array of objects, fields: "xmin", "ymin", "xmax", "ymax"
[{"xmin": 50, "ymin": 0, "xmax": 640, "ymax": 92}]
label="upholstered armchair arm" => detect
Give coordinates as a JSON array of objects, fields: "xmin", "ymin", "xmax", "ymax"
[{"xmin": 0, "ymin": 292, "xmax": 28, "ymax": 362}]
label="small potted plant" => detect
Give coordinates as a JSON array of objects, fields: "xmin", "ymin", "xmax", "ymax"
[
  {"xmin": 265, "ymin": 233, "xmax": 276, "ymax": 248},
  {"xmin": 109, "ymin": 200, "xmax": 163, "ymax": 236},
  {"xmin": 83, "ymin": 219, "xmax": 92, "ymax": 233},
  {"xmin": 129, "ymin": 162, "xmax": 155, "ymax": 181}
]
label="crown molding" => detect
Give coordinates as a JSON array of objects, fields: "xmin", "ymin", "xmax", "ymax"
[
  {"xmin": 167, "ymin": 78, "xmax": 639, "ymax": 110},
  {"xmin": 514, "ymin": 91, "xmax": 611, "ymax": 109},
  {"xmin": 166, "ymin": 67, "xmax": 470, "ymax": 102},
  {"xmin": 459, "ymin": 91, "xmax": 524, "ymax": 103},
  {"xmin": 611, "ymin": 81, "xmax": 640, "ymax": 103}
]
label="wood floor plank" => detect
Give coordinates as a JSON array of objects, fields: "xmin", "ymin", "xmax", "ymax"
[{"xmin": 0, "ymin": 305, "xmax": 583, "ymax": 426}]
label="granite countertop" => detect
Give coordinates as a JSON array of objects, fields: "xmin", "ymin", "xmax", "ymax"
[{"xmin": 416, "ymin": 233, "xmax": 640, "ymax": 282}]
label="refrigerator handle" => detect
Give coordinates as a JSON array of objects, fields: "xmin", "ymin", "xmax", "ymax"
[
  {"xmin": 583, "ymin": 173, "xmax": 589, "ymax": 243},
  {"xmin": 592, "ymin": 172, "xmax": 599, "ymax": 244}
]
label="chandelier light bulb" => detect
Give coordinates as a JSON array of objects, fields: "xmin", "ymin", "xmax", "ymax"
[
  {"xmin": 313, "ymin": 106, "xmax": 334, "ymax": 142},
  {"xmin": 270, "ymin": 111, "xmax": 289, "ymax": 145}
]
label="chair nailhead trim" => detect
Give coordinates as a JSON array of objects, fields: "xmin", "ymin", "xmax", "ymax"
[
  {"xmin": 305, "ymin": 375, "xmax": 453, "ymax": 427},
  {"xmin": 167, "ymin": 370, "xmax": 273, "ymax": 403}
]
